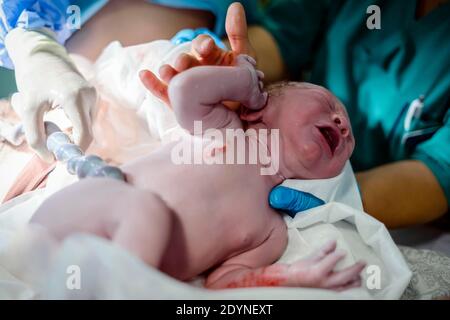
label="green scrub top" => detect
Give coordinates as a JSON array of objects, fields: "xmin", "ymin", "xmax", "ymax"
[{"xmin": 257, "ymin": 0, "xmax": 450, "ymax": 204}]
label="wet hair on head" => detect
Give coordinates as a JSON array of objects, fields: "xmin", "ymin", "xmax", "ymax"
[{"xmin": 266, "ymin": 81, "xmax": 320, "ymax": 98}]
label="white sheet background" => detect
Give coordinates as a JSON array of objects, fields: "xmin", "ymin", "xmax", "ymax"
[
  {"xmin": 0, "ymin": 40, "xmax": 411, "ymax": 299},
  {"xmin": 0, "ymin": 188, "xmax": 411, "ymax": 299}
]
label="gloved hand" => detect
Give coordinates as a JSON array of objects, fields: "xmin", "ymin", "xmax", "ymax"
[
  {"xmin": 269, "ymin": 186, "xmax": 325, "ymax": 217},
  {"xmin": 5, "ymin": 28, "xmax": 96, "ymax": 162},
  {"xmin": 171, "ymin": 27, "xmax": 227, "ymax": 50}
]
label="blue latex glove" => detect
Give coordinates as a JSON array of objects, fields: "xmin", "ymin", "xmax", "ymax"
[
  {"xmin": 269, "ymin": 186, "xmax": 325, "ymax": 217},
  {"xmin": 171, "ymin": 27, "xmax": 227, "ymax": 50},
  {"xmin": 0, "ymin": 0, "xmax": 74, "ymax": 69}
]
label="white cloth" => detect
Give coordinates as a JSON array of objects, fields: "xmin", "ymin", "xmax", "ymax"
[
  {"xmin": 0, "ymin": 191, "xmax": 411, "ymax": 299},
  {"xmin": 0, "ymin": 40, "xmax": 411, "ymax": 299},
  {"xmin": 281, "ymin": 161, "xmax": 363, "ymax": 211},
  {"xmin": 93, "ymin": 40, "xmax": 190, "ymax": 144}
]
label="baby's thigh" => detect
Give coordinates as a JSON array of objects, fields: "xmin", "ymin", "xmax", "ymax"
[
  {"xmin": 31, "ymin": 178, "xmax": 144, "ymax": 240},
  {"xmin": 112, "ymin": 191, "xmax": 175, "ymax": 266}
]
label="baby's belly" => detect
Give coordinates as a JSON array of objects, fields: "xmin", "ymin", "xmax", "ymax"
[{"xmin": 121, "ymin": 148, "xmax": 274, "ymax": 280}]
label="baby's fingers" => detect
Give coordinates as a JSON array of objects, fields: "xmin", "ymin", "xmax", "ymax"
[
  {"xmin": 325, "ymin": 261, "xmax": 366, "ymax": 288},
  {"xmin": 245, "ymin": 55, "xmax": 257, "ymax": 66},
  {"xmin": 260, "ymin": 92, "xmax": 268, "ymax": 108},
  {"xmin": 234, "ymin": 54, "xmax": 255, "ymax": 68},
  {"xmin": 256, "ymin": 70, "xmax": 265, "ymax": 81},
  {"xmin": 311, "ymin": 240, "xmax": 337, "ymax": 262},
  {"xmin": 334, "ymin": 277, "xmax": 362, "ymax": 292},
  {"xmin": 317, "ymin": 250, "xmax": 346, "ymax": 275}
]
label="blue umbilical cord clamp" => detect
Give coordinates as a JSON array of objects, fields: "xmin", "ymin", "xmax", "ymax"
[{"xmin": 269, "ymin": 186, "xmax": 325, "ymax": 217}]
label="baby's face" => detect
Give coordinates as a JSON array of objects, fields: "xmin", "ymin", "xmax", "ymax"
[{"xmin": 264, "ymin": 84, "xmax": 354, "ymax": 179}]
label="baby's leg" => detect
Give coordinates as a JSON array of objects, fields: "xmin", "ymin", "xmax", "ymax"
[
  {"xmin": 32, "ymin": 178, "xmax": 174, "ymax": 267},
  {"xmin": 112, "ymin": 191, "xmax": 174, "ymax": 267}
]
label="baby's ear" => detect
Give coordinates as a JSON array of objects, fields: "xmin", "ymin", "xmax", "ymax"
[{"xmin": 240, "ymin": 109, "xmax": 264, "ymax": 122}]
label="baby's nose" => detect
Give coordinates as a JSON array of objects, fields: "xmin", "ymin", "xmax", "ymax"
[{"xmin": 332, "ymin": 114, "xmax": 350, "ymax": 138}]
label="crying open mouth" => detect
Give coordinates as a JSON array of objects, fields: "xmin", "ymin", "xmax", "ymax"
[{"xmin": 318, "ymin": 126, "xmax": 339, "ymax": 154}]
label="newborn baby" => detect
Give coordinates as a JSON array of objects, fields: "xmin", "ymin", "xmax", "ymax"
[{"xmin": 32, "ymin": 55, "xmax": 364, "ymax": 290}]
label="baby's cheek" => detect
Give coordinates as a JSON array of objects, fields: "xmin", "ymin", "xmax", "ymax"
[
  {"xmin": 299, "ymin": 141, "xmax": 322, "ymax": 165},
  {"xmin": 299, "ymin": 142, "xmax": 344, "ymax": 179},
  {"xmin": 326, "ymin": 155, "xmax": 348, "ymax": 177}
]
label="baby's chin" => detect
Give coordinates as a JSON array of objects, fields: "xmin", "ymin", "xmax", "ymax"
[
  {"xmin": 321, "ymin": 160, "xmax": 347, "ymax": 178},
  {"xmin": 301, "ymin": 158, "xmax": 347, "ymax": 179},
  {"xmin": 294, "ymin": 148, "xmax": 347, "ymax": 179},
  {"xmin": 286, "ymin": 137, "xmax": 351, "ymax": 179}
]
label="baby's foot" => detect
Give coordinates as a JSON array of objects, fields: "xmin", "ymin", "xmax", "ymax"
[{"xmin": 234, "ymin": 54, "xmax": 268, "ymax": 110}]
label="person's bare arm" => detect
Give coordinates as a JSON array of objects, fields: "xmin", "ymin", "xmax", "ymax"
[
  {"xmin": 206, "ymin": 227, "xmax": 365, "ymax": 291},
  {"xmin": 356, "ymin": 160, "xmax": 448, "ymax": 228}
]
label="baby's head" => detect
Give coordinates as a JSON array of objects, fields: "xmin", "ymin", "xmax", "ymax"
[{"xmin": 257, "ymin": 82, "xmax": 354, "ymax": 179}]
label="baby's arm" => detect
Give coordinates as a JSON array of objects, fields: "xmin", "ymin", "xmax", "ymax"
[
  {"xmin": 168, "ymin": 55, "xmax": 267, "ymax": 134},
  {"xmin": 206, "ymin": 233, "xmax": 366, "ymax": 290}
]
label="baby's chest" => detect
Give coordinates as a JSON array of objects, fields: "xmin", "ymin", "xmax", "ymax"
[{"xmin": 124, "ymin": 149, "xmax": 274, "ymax": 218}]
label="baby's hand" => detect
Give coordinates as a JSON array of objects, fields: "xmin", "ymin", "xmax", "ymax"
[
  {"xmin": 234, "ymin": 54, "xmax": 268, "ymax": 111},
  {"xmin": 288, "ymin": 240, "xmax": 366, "ymax": 290}
]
